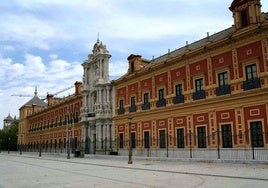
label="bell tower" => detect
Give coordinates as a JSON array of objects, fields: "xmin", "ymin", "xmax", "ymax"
[
  {"xmin": 229, "ymin": 0, "xmax": 265, "ymax": 31},
  {"xmin": 80, "ymin": 38, "xmax": 113, "ymax": 156}
]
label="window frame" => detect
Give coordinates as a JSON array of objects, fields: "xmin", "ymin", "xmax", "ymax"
[
  {"xmin": 197, "ymin": 126, "xmax": 206, "ymax": 148},
  {"xmin": 144, "ymin": 131, "xmax": 150, "ymax": 148},
  {"xmin": 158, "ymin": 88, "xmax": 165, "ymax": 101},
  {"xmin": 159, "ymin": 130, "xmax": 166, "ymax": 148},
  {"xmin": 250, "ymin": 121, "xmax": 264, "ymax": 147},
  {"xmin": 221, "ymin": 124, "xmax": 233, "ymax": 148},
  {"xmin": 241, "ymin": 9, "xmax": 249, "ymax": 27},
  {"xmin": 245, "ymin": 64, "xmax": 257, "ymax": 80},
  {"xmin": 175, "ymin": 84, "xmax": 183, "ymax": 96},
  {"xmin": 218, "ymin": 72, "xmax": 228, "ymax": 87},
  {"xmin": 143, "ymin": 93, "xmax": 149, "ymax": 104},
  {"xmin": 195, "ymin": 78, "xmax": 203, "ymax": 92},
  {"xmin": 130, "ymin": 96, "xmax": 136, "ymax": 107},
  {"xmin": 119, "ymin": 133, "xmax": 124, "ymax": 148},
  {"xmin": 177, "ymin": 128, "xmax": 185, "ymax": 148},
  {"xmin": 131, "ymin": 132, "xmax": 136, "ymax": 148},
  {"xmin": 119, "ymin": 99, "xmax": 124, "ymax": 109}
]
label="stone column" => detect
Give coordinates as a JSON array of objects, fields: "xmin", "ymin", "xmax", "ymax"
[
  {"xmin": 80, "ymin": 123, "xmax": 88, "ymax": 157},
  {"xmin": 104, "ymin": 124, "xmax": 107, "ymax": 150},
  {"xmin": 89, "ymin": 124, "xmax": 96, "ymax": 154}
]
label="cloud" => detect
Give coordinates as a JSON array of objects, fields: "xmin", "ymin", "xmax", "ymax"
[
  {"xmin": 109, "ymin": 60, "xmax": 129, "ymax": 77},
  {"xmin": 24, "ymin": 54, "xmax": 46, "ymax": 77},
  {"xmin": 0, "ymin": 56, "xmax": 25, "ymax": 85},
  {"xmin": 49, "ymin": 54, "xmax": 58, "ymax": 60}
]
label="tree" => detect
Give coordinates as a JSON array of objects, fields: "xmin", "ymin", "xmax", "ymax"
[{"xmin": 0, "ymin": 120, "xmax": 19, "ymax": 151}]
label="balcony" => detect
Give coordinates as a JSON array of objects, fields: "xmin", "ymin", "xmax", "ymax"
[
  {"xmin": 142, "ymin": 102, "xmax": 150, "ymax": 110},
  {"xmin": 216, "ymin": 85, "xmax": 231, "ymax": 96},
  {"xmin": 193, "ymin": 90, "xmax": 206, "ymax": 100},
  {"xmin": 118, "ymin": 108, "xmax": 125, "ymax": 115},
  {"xmin": 173, "ymin": 95, "xmax": 184, "ymax": 104},
  {"xmin": 156, "ymin": 99, "xmax": 166, "ymax": 107},
  {"xmin": 129, "ymin": 105, "xmax": 137, "ymax": 113},
  {"xmin": 74, "ymin": 118, "xmax": 79, "ymax": 123},
  {"xmin": 243, "ymin": 78, "xmax": 261, "ymax": 91}
]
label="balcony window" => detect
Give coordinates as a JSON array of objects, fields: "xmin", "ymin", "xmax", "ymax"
[
  {"xmin": 142, "ymin": 93, "xmax": 150, "ymax": 110},
  {"xmin": 173, "ymin": 84, "xmax": 184, "ymax": 104},
  {"xmin": 118, "ymin": 108, "xmax": 125, "ymax": 115},
  {"xmin": 243, "ymin": 64, "xmax": 261, "ymax": 91},
  {"xmin": 157, "ymin": 89, "xmax": 166, "ymax": 107},
  {"xmin": 118, "ymin": 100, "xmax": 125, "ymax": 115},
  {"xmin": 142, "ymin": 102, "xmax": 150, "ymax": 110},
  {"xmin": 193, "ymin": 78, "xmax": 205, "ymax": 100},
  {"xmin": 216, "ymin": 85, "xmax": 231, "ymax": 96},
  {"xmin": 216, "ymin": 72, "xmax": 231, "ymax": 96},
  {"xmin": 129, "ymin": 96, "xmax": 136, "ymax": 113},
  {"xmin": 129, "ymin": 105, "xmax": 136, "ymax": 113}
]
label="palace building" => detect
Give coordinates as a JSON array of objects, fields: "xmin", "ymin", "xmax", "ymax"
[
  {"xmin": 17, "ymin": 0, "xmax": 268, "ymax": 160},
  {"xmin": 113, "ymin": 0, "xmax": 268, "ymax": 159},
  {"xmin": 18, "ymin": 82, "xmax": 83, "ymax": 153}
]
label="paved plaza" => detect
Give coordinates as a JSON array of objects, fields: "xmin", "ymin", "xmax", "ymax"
[{"xmin": 0, "ymin": 152, "xmax": 268, "ymax": 188}]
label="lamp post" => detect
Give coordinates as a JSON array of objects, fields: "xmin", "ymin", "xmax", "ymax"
[
  {"xmin": 128, "ymin": 117, "xmax": 133, "ymax": 164},
  {"xmin": 39, "ymin": 133, "xmax": 42, "ymax": 157},
  {"xmin": 67, "ymin": 121, "xmax": 71, "ymax": 159},
  {"xmin": 8, "ymin": 137, "xmax": 10, "ymax": 154},
  {"xmin": 20, "ymin": 135, "xmax": 22, "ymax": 155}
]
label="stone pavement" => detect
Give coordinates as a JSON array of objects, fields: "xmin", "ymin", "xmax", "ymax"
[{"xmin": 0, "ymin": 152, "xmax": 268, "ymax": 188}]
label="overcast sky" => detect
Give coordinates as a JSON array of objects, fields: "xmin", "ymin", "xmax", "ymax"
[{"xmin": 1, "ymin": 0, "xmax": 267, "ymax": 128}]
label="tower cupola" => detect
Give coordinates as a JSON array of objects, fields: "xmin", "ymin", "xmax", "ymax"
[{"xmin": 229, "ymin": 0, "xmax": 264, "ymax": 31}]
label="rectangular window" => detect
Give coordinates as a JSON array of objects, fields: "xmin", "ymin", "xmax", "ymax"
[
  {"xmin": 75, "ymin": 112, "xmax": 79, "ymax": 121},
  {"xmin": 130, "ymin": 96, "xmax": 136, "ymax": 106},
  {"xmin": 159, "ymin": 130, "xmax": 166, "ymax": 148},
  {"xmin": 119, "ymin": 133, "xmax": 124, "ymax": 148},
  {"xmin": 175, "ymin": 84, "xmax": 183, "ymax": 96},
  {"xmin": 246, "ymin": 64, "xmax": 257, "ymax": 80},
  {"xmin": 221, "ymin": 124, "xmax": 233, "ymax": 148},
  {"xmin": 177, "ymin": 128, "xmax": 185, "ymax": 148},
  {"xmin": 158, "ymin": 89, "xmax": 165, "ymax": 100},
  {"xmin": 119, "ymin": 100, "xmax": 124, "ymax": 109},
  {"xmin": 144, "ymin": 131, "xmax": 150, "ymax": 148},
  {"xmin": 144, "ymin": 93, "xmax": 149, "ymax": 103},
  {"xmin": 197, "ymin": 126, "xmax": 206, "ymax": 148},
  {"xmin": 241, "ymin": 10, "xmax": 248, "ymax": 27},
  {"xmin": 250, "ymin": 121, "xmax": 264, "ymax": 147},
  {"xmin": 131, "ymin": 132, "xmax": 136, "ymax": 148},
  {"xmin": 195, "ymin": 78, "xmax": 203, "ymax": 92},
  {"xmin": 218, "ymin": 72, "xmax": 228, "ymax": 86}
]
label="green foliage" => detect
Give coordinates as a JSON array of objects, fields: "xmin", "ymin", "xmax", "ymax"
[{"xmin": 0, "ymin": 120, "xmax": 19, "ymax": 151}]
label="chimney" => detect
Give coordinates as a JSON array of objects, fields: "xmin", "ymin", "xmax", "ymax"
[
  {"xmin": 47, "ymin": 94, "xmax": 54, "ymax": 106},
  {"xmin": 75, "ymin": 81, "xmax": 82, "ymax": 95}
]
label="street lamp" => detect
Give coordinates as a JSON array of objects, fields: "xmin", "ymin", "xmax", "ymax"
[
  {"xmin": 128, "ymin": 117, "xmax": 133, "ymax": 164},
  {"xmin": 20, "ymin": 135, "xmax": 22, "ymax": 155},
  {"xmin": 0, "ymin": 138, "xmax": 2, "ymax": 153},
  {"xmin": 39, "ymin": 133, "xmax": 42, "ymax": 157},
  {"xmin": 67, "ymin": 120, "xmax": 71, "ymax": 159},
  {"xmin": 8, "ymin": 137, "xmax": 10, "ymax": 154}
]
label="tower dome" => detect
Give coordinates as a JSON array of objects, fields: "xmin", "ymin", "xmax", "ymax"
[{"xmin": 229, "ymin": 0, "xmax": 263, "ymax": 31}]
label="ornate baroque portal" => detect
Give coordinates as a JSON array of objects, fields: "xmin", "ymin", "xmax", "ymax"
[{"xmin": 80, "ymin": 39, "xmax": 113, "ymax": 156}]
